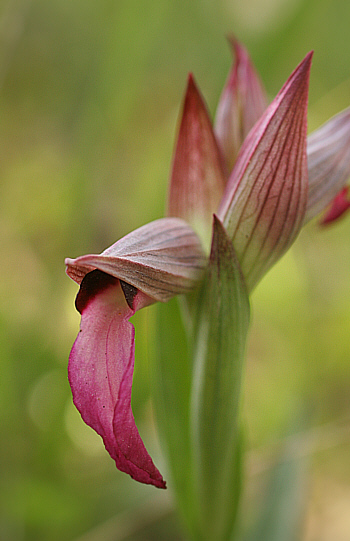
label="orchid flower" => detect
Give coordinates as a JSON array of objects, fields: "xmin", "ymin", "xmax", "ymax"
[{"xmin": 66, "ymin": 40, "xmax": 350, "ymax": 492}]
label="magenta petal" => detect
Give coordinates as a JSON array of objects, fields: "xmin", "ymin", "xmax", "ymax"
[
  {"xmin": 167, "ymin": 75, "xmax": 226, "ymax": 245},
  {"xmin": 215, "ymin": 37, "xmax": 268, "ymax": 172},
  {"xmin": 218, "ymin": 53, "xmax": 312, "ymax": 290},
  {"xmin": 69, "ymin": 270, "xmax": 166, "ymax": 488},
  {"xmin": 320, "ymin": 186, "xmax": 350, "ymax": 225}
]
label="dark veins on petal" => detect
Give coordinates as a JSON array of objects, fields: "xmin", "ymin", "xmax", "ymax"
[
  {"xmin": 120, "ymin": 280, "xmax": 138, "ymax": 309},
  {"xmin": 75, "ymin": 269, "xmax": 118, "ymax": 314}
]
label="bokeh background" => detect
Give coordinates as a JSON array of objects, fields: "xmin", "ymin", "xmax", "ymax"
[{"xmin": 1, "ymin": 0, "xmax": 350, "ymax": 539}]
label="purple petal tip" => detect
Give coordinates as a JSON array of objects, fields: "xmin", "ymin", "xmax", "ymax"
[{"xmin": 320, "ymin": 186, "xmax": 350, "ymax": 225}]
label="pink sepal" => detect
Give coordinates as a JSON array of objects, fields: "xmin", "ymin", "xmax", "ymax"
[
  {"xmin": 218, "ymin": 53, "xmax": 312, "ymax": 290},
  {"xmin": 215, "ymin": 37, "xmax": 268, "ymax": 172},
  {"xmin": 168, "ymin": 75, "xmax": 226, "ymax": 243}
]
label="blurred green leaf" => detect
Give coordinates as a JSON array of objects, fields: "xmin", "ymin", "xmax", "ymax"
[
  {"xmin": 247, "ymin": 407, "xmax": 310, "ymax": 541},
  {"xmin": 247, "ymin": 444, "xmax": 308, "ymax": 541},
  {"xmin": 152, "ymin": 297, "xmax": 199, "ymax": 539}
]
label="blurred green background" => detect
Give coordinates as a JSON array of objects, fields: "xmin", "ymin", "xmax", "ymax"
[{"xmin": 1, "ymin": 0, "xmax": 350, "ymax": 539}]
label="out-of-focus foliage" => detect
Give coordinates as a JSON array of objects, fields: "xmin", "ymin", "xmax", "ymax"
[{"xmin": 0, "ymin": 0, "xmax": 350, "ymax": 539}]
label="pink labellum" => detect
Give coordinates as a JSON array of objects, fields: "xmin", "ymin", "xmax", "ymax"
[
  {"xmin": 215, "ymin": 37, "xmax": 268, "ymax": 173},
  {"xmin": 68, "ymin": 270, "xmax": 166, "ymax": 488},
  {"xmin": 218, "ymin": 53, "xmax": 312, "ymax": 291},
  {"xmin": 306, "ymin": 107, "xmax": 350, "ymax": 222},
  {"xmin": 66, "ymin": 218, "xmax": 206, "ymax": 302},
  {"xmin": 320, "ymin": 186, "xmax": 350, "ymax": 225},
  {"xmin": 167, "ymin": 75, "xmax": 226, "ymax": 244}
]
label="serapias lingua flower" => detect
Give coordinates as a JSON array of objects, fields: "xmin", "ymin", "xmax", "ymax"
[
  {"xmin": 66, "ymin": 219, "xmax": 206, "ymax": 488},
  {"xmin": 66, "ymin": 40, "xmax": 350, "ymax": 488}
]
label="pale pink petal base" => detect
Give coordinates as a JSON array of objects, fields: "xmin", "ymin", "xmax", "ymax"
[
  {"xmin": 66, "ymin": 218, "xmax": 206, "ymax": 302},
  {"xmin": 69, "ymin": 270, "xmax": 166, "ymax": 488},
  {"xmin": 306, "ymin": 107, "xmax": 350, "ymax": 222}
]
